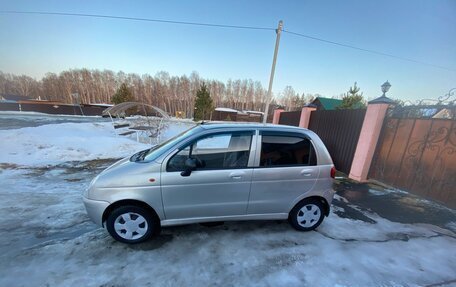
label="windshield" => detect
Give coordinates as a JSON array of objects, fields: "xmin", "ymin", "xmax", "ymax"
[{"xmin": 140, "ymin": 125, "xmax": 200, "ymax": 162}]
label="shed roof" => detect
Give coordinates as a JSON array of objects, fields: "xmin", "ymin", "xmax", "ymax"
[
  {"xmin": 214, "ymin": 107, "xmax": 238, "ymax": 113},
  {"xmin": 313, "ymin": 97, "xmax": 343, "ymax": 110},
  {"xmin": 1, "ymin": 94, "xmax": 33, "ymax": 101}
]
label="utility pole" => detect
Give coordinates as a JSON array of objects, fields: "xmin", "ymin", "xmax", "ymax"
[{"xmin": 263, "ymin": 20, "xmax": 283, "ymax": 123}]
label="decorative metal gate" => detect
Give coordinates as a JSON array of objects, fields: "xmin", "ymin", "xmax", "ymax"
[{"xmin": 369, "ymin": 105, "xmax": 456, "ymax": 208}]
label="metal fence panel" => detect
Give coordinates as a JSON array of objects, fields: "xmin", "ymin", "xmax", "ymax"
[
  {"xmin": 308, "ymin": 109, "xmax": 366, "ymax": 174},
  {"xmin": 279, "ymin": 111, "xmax": 301, "ymax": 126}
]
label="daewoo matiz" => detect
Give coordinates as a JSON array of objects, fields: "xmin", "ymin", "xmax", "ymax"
[{"xmin": 83, "ymin": 123, "xmax": 336, "ymax": 244}]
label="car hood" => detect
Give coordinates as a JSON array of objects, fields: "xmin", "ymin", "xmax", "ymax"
[{"xmin": 92, "ymin": 157, "xmax": 161, "ymax": 188}]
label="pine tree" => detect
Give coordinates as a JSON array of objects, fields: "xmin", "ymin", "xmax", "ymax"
[
  {"xmin": 337, "ymin": 82, "xmax": 366, "ymax": 109},
  {"xmin": 111, "ymin": 83, "xmax": 134, "ymax": 104},
  {"xmin": 193, "ymin": 83, "xmax": 214, "ymax": 121}
]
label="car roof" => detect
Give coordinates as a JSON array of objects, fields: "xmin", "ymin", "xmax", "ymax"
[{"xmin": 199, "ymin": 121, "xmax": 308, "ymax": 132}]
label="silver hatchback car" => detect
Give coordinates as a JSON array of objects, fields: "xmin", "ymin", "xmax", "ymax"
[{"xmin": 83, "ymin": 123, "xmax": 336, "ymax": 244}]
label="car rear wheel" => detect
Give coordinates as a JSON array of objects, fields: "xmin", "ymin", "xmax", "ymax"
[
  {"xmin": 106, "ymin": 206, "xmax": 157, "ymax": 244},
  {"xmin": 289, "ymin": 199, "xmax": 325, "ymax": 231}
]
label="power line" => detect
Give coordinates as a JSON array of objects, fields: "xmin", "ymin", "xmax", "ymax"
[
  {"xmin": 283, "ymin": 30, "xmax": 456, "ymax": 72},
  {"xmin": 1, "ymin": 10, "xmax": 454, "ymax": 72},
  {"xmin": 0, "ymin": 10, "xmax": 275, "ymax": 31}
]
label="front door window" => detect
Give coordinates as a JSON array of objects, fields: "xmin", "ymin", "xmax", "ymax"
[{"xmin": 167, "ymin": 133, "xmax": 252, "ymax": 171}]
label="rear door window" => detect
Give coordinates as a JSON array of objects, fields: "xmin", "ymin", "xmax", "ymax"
[{"xmin": 260, "ymin": 134, "xmax": 317, "ymax": 167}]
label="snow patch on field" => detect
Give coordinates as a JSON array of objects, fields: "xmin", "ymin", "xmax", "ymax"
[
  {"xmin": 0, "ymin": 121, "xmax": 195, "ymax": 166},
  {"xmin": 0, "ymin": 122, "xmax": 147, "ymax": 166}
]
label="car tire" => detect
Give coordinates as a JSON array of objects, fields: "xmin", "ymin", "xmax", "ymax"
[
  {"xmin": 106, "ymin": 205, "xmax": 157, "ymax": 244},
  {"xmin": 289, "ymin": 199, "xmax": 325, "ymax": 231}
]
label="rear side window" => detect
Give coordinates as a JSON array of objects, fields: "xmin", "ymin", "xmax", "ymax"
[
  {"xmin": 260, "ymin": 135, "xmax": 317, "ymax": 167},
  {"xmin": 167, "ymin": 133, "xmax": 252, "ymax": 171}
]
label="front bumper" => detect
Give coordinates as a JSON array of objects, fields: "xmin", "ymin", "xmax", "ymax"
[{"xmin": 82, "ymin": 196, "xmax": 110, "ymax": 227}]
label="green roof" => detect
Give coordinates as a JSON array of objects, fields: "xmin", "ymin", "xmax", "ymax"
[{"xmin": 314, "ymin": 97, "xmax": 343, "ymax": 110}]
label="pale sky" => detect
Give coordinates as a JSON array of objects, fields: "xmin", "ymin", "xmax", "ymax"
[{"xmin": 1, "ymin": 0, "xmax": 455, "ymax": 101}]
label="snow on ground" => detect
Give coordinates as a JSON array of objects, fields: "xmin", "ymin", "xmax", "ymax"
[
  {"xmin": 0, "ymin": 119, "xmax": 195, "ymax": 166},
  {"xmin": 0, "ymin": 116, "xmax": 455, "ymax": 287},
  {"xmin": 1, "ymin": 164, "xmax": 455, "ymax": 287},
  {"xmin": 0, "ymin": 122, "xmax": 148, "ymax": 166}
]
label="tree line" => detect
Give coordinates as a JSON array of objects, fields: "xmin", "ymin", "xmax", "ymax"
[
  {"xmin": 0, "ymin": 68, "xmax": 372, "ymax": 118},
  {"xmin": 0, "ymin": 69, "xmax": 326, "ymax": 117}
]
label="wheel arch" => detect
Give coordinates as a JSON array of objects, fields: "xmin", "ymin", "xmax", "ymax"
[
  {"xmin": 289, "ymin": 196, "xmax": 330, "ymax": 218},
  {"xmin": 102, "ymin": 199, "xmax": 161, "ymax": 227}
]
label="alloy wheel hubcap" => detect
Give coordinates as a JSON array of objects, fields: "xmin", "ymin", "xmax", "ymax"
[
  {"xmin": 114, "ymin": 212, "xmax": 148, "ymax": 240},
  {"xmin": 297, "ymin": 204, "xmax": 321, "ymax": 228}
]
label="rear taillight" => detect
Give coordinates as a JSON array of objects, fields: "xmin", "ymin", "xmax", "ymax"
[{"xmin": 330, "ymin": 166, "xmax": 336, "ymax": 179}]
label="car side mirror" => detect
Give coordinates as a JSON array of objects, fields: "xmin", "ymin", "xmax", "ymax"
[{"xmin": 181, "ymin": 158, "xmax": 197, "ymax": 177}]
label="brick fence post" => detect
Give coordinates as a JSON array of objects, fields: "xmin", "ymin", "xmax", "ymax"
[
  {"xmin": 348, "ymin": 96, "xmax": 395, "ymax": 182},
  {"xmin": 299, "ymin": 106, "xmax": 316, "ymax": 128},
  {"xmin": 272, "ymin": 109, "xmax": 284, "ymax": 124}
]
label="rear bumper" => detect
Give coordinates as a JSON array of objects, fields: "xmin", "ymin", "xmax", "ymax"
[
  {"xmin": 82, "ymin": 196, "xmax": 110, "ymax": 227},
  {"xmin": 323, "ymin": 189, "xmax": 337, "ymax": 216},
  {"xmin": 325, "ymin": 189, "xmax": 337, "ymax": 205}
]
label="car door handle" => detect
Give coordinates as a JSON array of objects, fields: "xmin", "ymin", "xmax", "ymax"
[
  {"xmin": 300, "ymin": 169, "xmax": 314, "ymax": 176},
  {"xmin": 229, "ymin": 171, "xmax": 244, "ymax": 179}
]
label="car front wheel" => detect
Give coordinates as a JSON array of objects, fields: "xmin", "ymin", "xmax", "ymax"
[
  {"xmin": 289, "ymin": 199, "xmax": 325, "ymax": 231},
  {"xmin": 106, "ymin": 206, "xmax": 156, "ymax": 244}
]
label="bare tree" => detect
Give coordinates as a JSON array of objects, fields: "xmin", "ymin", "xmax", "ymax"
[{"xmin": 0, "ymin": 68, "xmax": 310, "ymax": 116}]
